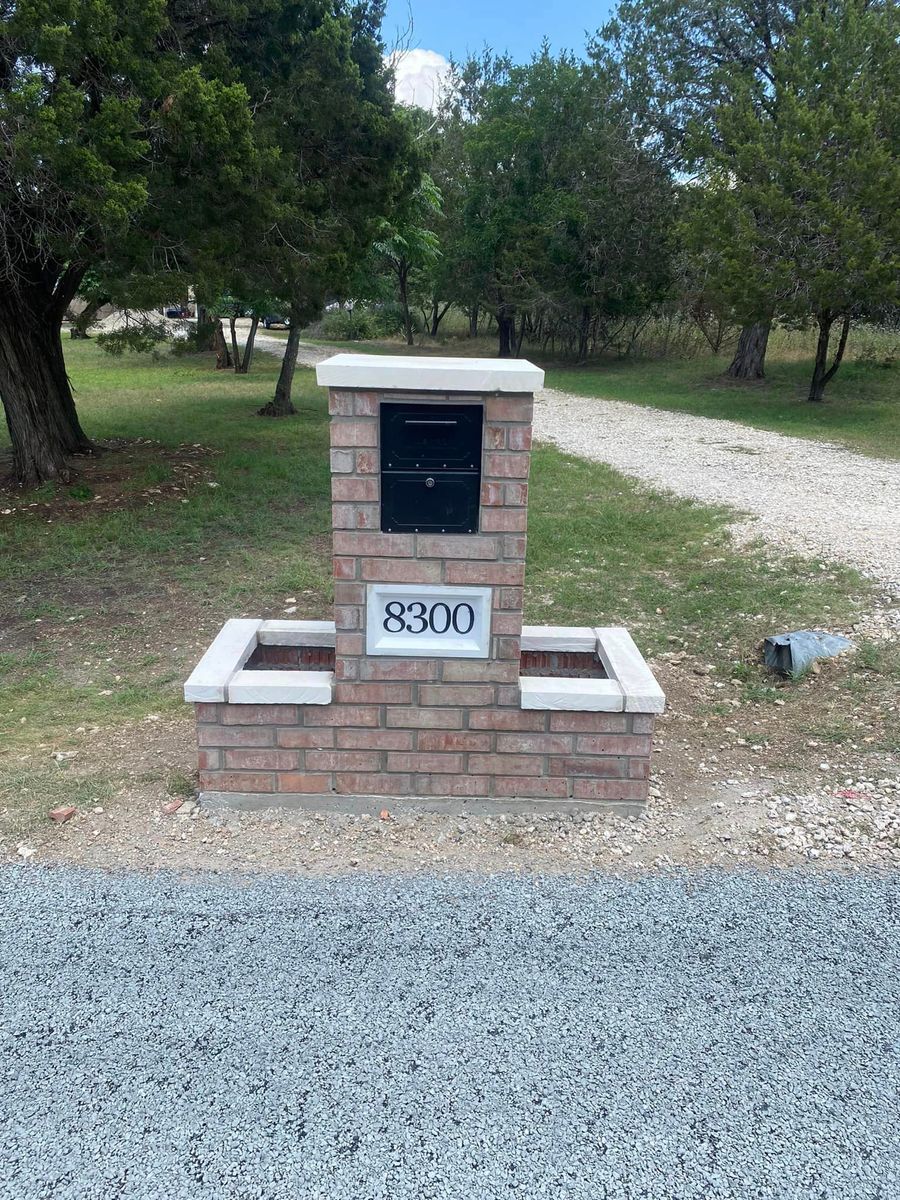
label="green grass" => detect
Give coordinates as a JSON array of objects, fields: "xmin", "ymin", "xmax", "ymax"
[{"xmin": 0, "ymin": 339, "xmax": 895, "ymax": 832}]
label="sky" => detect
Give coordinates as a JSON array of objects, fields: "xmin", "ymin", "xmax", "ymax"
[{"xmin": 384, "ymin": 0, "xmax": 615, "ymax": 110}]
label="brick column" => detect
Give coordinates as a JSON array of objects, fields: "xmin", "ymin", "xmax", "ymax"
[{"xmin": 328, "ymin": 388, "xmax": 533, "ymax": 707}]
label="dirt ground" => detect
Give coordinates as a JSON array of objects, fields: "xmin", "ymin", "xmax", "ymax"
[{"xmin": 7, "ymin": 644, "xmax": 897, "ymax": 877}]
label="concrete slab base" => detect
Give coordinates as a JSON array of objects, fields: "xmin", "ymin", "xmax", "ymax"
[{"xmin": 199, "ymin": 791, "xmax": 644, "ymax": 819}]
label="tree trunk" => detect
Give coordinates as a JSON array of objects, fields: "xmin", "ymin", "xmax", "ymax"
[
  {"xmin": 237, "ymin": 316, "xmax": 259, "ymax": 375},
  {"xmin": 577, "ymin": 306, "xmax": 591, "ymax": 363},
  {"xmin": 228, "ymin": 315, "xmax": 243, "ymax": 373},
  {"xmin": 398, "ymin": 265, "xmax": 413, "ymax": 346},
  {"xmin": 726, "ymin": 321, "xmax": 770, "ymax": 379},
  {"xmin": 69, "ymin": 296, "xmax": 108, "ymax": 339},
  {"xmin": 212, "ymin": 319, "xmax": 232, "ymax": 369},
  {"xmin": 497, "ymin": 305, "xmax": 515, "ymax": 358},
  {"xmin": 258, "ymin": 321, "xmax": 301, "ymax": 417},
  {"xmin": 429, "ymin": 301, "xmax": 451, "ymax": 338},
  {"xmin": 0, "ymin": 310, "xmax": 85, "ymax": 487},
  {"xmin": 808, "ymin": 313, "xmax": 851, "ymax": 402},
  {"xmin": 468, "ymin": 305, "xmax": 479, "ymax": 338}
]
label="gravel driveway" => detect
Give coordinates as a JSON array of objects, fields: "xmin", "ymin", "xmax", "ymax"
[
  {"xmin": 535, "ymin": 388, "xmax": 900, "ymax": 592},
  {"xmin": 3, "ymin": 866, "xmax": 898, "ymax": 1199}
]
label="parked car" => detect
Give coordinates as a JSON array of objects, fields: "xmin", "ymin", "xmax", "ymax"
[
  {"xmin": 165, "ymin": 304, "xmax": 190, "ymax": 318},
  {"xmin": 262, "ymin": 315, "xmax": 291, "ymax": 329}
]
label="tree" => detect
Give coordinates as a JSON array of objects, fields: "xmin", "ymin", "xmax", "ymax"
[
  {"xmin": 211, "ymin": 1, "xmax": 418, "ymax": 417},
  {"xmin": 0, "ymin": 0, "xmax": 260, "ymax": 487},
  {"xmin": 372, "ymin": 175, "xmax": 442, "ymax": 345},
  {"xmin": 597, "ymin": 0, "xmax": 822, "ymax": 379},
  {"xmin": 683, "ymin": 0, "xmax": 899, "ymax": 401}
]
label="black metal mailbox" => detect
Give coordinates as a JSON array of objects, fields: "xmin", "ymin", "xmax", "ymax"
[{"xmin": 380, "ymin": 402, "xmax": 483, "ymax": 533}]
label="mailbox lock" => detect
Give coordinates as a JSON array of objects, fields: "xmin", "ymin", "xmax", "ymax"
[{"xmin": 425, "ymin": 477, "xmax": 436, "ymax": 489}]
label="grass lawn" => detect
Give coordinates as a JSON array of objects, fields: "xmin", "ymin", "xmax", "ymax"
[{"xmin": 0, "ymin": 340, "xmax": 896, "ymax": 838}]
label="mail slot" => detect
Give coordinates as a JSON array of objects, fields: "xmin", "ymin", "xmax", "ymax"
[{"xmin": 381, "ymin": 402, "xmax": 483, "ymax": 533}]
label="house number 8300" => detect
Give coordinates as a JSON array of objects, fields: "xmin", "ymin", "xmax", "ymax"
[{"xmin": 383, "ymin": 600, "xmax": 475, "ymax": 636}]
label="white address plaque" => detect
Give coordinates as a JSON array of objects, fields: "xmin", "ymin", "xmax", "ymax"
[{"xmin": 366, "ymin": 583, "xmax": 492, "ymax": 659}]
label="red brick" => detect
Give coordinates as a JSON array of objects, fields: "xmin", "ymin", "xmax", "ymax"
[
  {"xmin": 414, "ymin": 775, "xmax": 492, "ymax": 797},
  {"xmin": 507, "ymin": 426, "xmax": 533, "ymax": 451},
  {"xmin": 224, "ymin": 749, "xmax": 299, "ymax": 771},
  {"xmin": 504, "ymin": 482, "xmax": 528, "ymax": 506},
  {"xmin": 334, "ymin": 682, "xmax": 413, "ymax": 704},
  {"xmin": 334, "ymin": 605, "xmax": 361, "ymax": 629},
  {"xmin": 419, "ymin": 685, "xmax": 495, "ymax": 706},
  {"xmin": 575, "ymin": 735, "xmax": 652, "ymax": 756},
  {"xmin": 277, "ymin": 773, "xmax": 334, "ymax": 793},
  {"xmin": 334, "ymin": 531, "xmax": 414, "ymax": 557},
  {"xmin": 303, "ymin": 705, "xmax": 380, "ymax": 727},
  {"xmin": 197, "ymin": 749, "xmax": 221, "ymax": 770},
  {"xmin": 469, "ymin": 753, "xmax": 545, "ymax": 776},
  {"xmin": 335, "ymin": 658, "xmax": 359, "ymax": 680},
  {"xmin": 572, "ymin": 779, "xmax": 648, "ymax": 801},
  {"xmin": 335, "ymin": 773, "xmax": 410, "ymax": 796},
  {"xmin": 483, "ymin": 424, "xmax": 506, "ymax": 449},
  {"xmin": 503, "ymin": 535, "xmax": 527, "ymax": 559},
  {"xmin": 333, "ymin": 557, "xmax": 357, "ymax": 580},
  {"xmin": 549, "ymin": 756, "xmax": 627, "ymax": 778},
  {"xmin": 497, "ymin": 587, "xmax": 524, "ymax": 610},
  {"xmin": 496, "ymin": 685, "xmax": 521, "ymax": 706},
  {"xmin": 629, "ymin": 758, "xmax": 651, "ymax": 779},
  {"xmin": 335, "ymin": 634, "xmax": 364, "ymax": 656},
  {"xmin": 221, "ymin": 705, "xmax": 297, "ymax": 725},
  {"xmin": 361, "ymin": 559, "xmax": 441, "ymax": 584},
  {"xmin": 481, "ymin": 481, "xmax": 504, "ymax": 507},
  {"xmin": 332, "ymin": 503, "xmax": 379, "ymax": 530},
  {"xmin": 496, "ymin": 636, "xmax": 521, "ymax": 660},
  {"xmin": 277, "ymin": 727, "xmax": 335, "ymax": 748},
  {"xmin": 484, "ymin": 452, "xmax": 530, "ymax": 479},
  {"xmin": 416, "ymin": 535, "xmax": 499, "ymax": 560},
  {"xmin": 336, "ymin": 728, "xmax": 414, "ymax": 751},
  {"xmin": 334, "ymin": 582, "xmax": 365, "ymax": 605},
  {"xmin": 385, "ymin": 707, "xmax": 463, "ymax": 729},
  {"xmin": 496, "ymin": 733, "xmax": 572, "ymax": 754},
  {"xmin": 491, "ymin": 612, "xmax": 522, "ymax": 637},
  {"xmin": 494, "ymin": 776, "xmax": 568, "ymax": 798},
  {"xmin": 198, "ymin": 725, "xmax": 275, "ymax": 747},
  {"xmin": 480, "ymin": 508, "xmax": 527, "ymax": 532},
  {"xmin": 441, "ymin": 660, "xmax": 519, "ymax": 684},
  {"xmin": 631, "ymin": 715, "xmax": 656, "ymax": 734},
  {"xmin": 332, "ymin": 476, "xmax": 379, "ymax": 502},
  {"xmin": 445, "ymin": 562, "xmax": 524, "ymax": 586},
  {"xmin": 355, "ymin": 449, "xmax": 378, "ymax": 474},
  {"xmin": 486, "ymin": 396, "xmax": 533, "ymax": 422},
  {"xmin": 386, "ymin": 752, "xmax": 464, "ymax": 773},
  {"xmin": 328, "ymin": 389, "xmax": 355, "ymax": 415},
  {"xmin": 202, "ymin": 771, "xmax": 276, "ymax": 793},
  {"xmin": 417, "ymin": 731, "xmax": 492, "ymax": 752},
  {"xmin": 307, "ymin": 749, "xmax": 381, "ymax": 771},
  {"xmin": 194, "ymin": 703, "xmax": 222, "ymax": 722},
  {"xmin": 330, "ymin": 419, "xmax": 377, "ymax": 448},
  {"xmin": 354, "ymin": 392, "xmax": 380, "ymax": 416},
  {"xmin": 360, "ymin": 659, "xmax": 439, "ymax": 681},
  {"xmin": 549, "ymin": 713, "xmax": 630, "ymax": 733},
  {"xmin": 469, "ymin": 710, "xmax": 546, "ymax": 731}
]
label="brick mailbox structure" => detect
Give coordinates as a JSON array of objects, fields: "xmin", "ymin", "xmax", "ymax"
[{"xmin": 185, "ymin": 355, "xmax": 665, "ymax": 814}]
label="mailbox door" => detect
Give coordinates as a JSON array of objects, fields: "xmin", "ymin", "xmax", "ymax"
[
  {"xmin": 381, "ymin": 403, "xmax": 482, "ymax": 471},
  {"xmin": 381, "ymin": 471, "xmax": 480, "ymax": 534}
]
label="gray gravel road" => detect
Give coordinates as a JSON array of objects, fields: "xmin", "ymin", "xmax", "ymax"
[{"xmin": 2, "ymin": 868, "xmax": 899, "ymax": 1199}]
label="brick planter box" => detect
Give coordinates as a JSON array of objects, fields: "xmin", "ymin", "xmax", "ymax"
[
  {"xmin": 184, "ymin": 354, "xmax": 665, "ymax": 815},
  {"xmin": 186, "ymin": 619, "xmax": 663, "ymax": 815}
]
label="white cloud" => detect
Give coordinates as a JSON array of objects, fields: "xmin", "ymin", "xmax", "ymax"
[{"xmin": 387, "ymin": 48, "xmax": 451, "ymax": 112}]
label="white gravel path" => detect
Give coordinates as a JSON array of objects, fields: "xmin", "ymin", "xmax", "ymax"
[{"xmin": 535, "ymin": 387, "xmax": 900, "ymax": 592}]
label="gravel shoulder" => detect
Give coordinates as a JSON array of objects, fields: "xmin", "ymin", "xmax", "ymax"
[
  {"xmin": 535, "ymin": 387, "xmax": 900, "ymax": 592},
  {"xmin": 3, "ymin": 865, "xmax": 898, "ymax": 1200}
]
